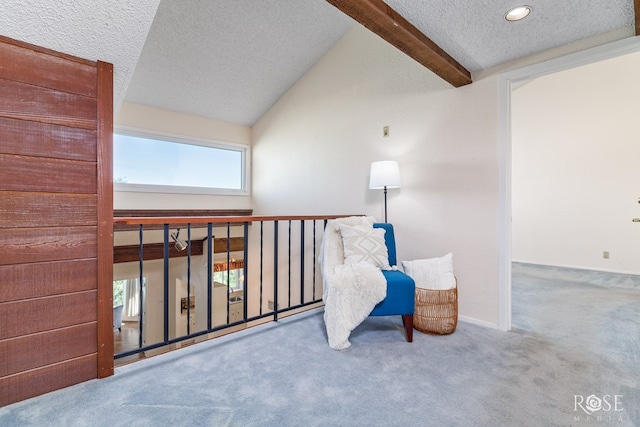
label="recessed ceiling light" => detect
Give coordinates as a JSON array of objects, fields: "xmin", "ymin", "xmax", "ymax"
[{"xmin": 505, "ymin": 5, "xmax": 532, "ymax": 21}]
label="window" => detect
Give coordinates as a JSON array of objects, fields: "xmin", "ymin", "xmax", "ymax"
[
  {"xmin": 113, "ymin": 277, "xmax": 146, "ymax": 319},
  {"xmin": 114, "ymin": 129, "xmax": 248, "ymax": 195},
  {"xmin": 213, "ymin": 268, "xmax": 244, "ymax": 291},
  {"xmin": 113, "ymin": 280, "xmax": 125, "ymax": 307}
]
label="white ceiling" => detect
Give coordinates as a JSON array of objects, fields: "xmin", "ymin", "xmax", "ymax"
[
  {"xmin": 125, "ymin": 0, "xmax": 636, "ymax": 127},
  {"xmin": 385, "ymin": 0, "xmax": 635, "ymax": 72},
  {"xmin": 0, "ymin": 1, "xmax": 636, "ymax": 128},
  {"xmin": 124, "ymin": 0, "xmax": 353, "ymax": 126}
]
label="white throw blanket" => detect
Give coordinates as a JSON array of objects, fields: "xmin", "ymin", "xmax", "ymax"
[{"xmin": 319, "ymin": 216, "xmax": 387, "ymax": 349}]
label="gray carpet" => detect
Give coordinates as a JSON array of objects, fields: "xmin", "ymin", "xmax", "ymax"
[{"xmin": 1, "ymin": 263, "xmax": 638, "ymax": 426}]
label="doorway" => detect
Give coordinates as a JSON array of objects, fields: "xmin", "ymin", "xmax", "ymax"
[{"xmin": 497, "ymin": 36, "xmax": 640, "ymax": 331}]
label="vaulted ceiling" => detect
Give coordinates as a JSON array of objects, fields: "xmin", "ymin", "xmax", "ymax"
[
  {"xmin": 125, "ymin": 0, "xmax": 639, "ymax": 126},
  {"xmin": 1, "ymin": 1, "xmax": 638, "ymax": 127},
  {"xmin": 124, "ymin": 0, "xmax": 352, "ymax": 127}
]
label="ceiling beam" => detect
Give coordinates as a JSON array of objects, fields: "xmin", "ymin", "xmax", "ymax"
[
  {"xmin": 114, "ymin": 241, "xmax": 204, "ymax": 264},
  {"xmin": 113, "ymin": 237, "xmax": 245, "ymax": 264},
  {"xmin": 635, "ymin": 0, "xmax": 640, "ymax": 36},
  {"xmin": 326, "ymin": 0, "xmax": 472, "ymax": 87}
]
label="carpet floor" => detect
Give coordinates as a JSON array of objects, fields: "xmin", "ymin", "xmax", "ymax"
[{"xmin": 1, "ymin": 263, "xmax": 638, "ymax": 426}]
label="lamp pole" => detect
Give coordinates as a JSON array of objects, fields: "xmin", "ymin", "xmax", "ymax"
[{"xmin": 383, "ymin": 185, "xmax": 388, "ymax": 223}]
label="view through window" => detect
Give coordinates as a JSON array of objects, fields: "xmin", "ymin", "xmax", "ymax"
[
  {"xmin": 114, "ymin": 131, "xmax": 247, "ymax": 194},
  {"xmin": 213, "ymin": 268, "xmax": 244, "ymax": 291},
  {"xmin": 113, "ymin": 277, "xmax": 145, "ymax": 319}
]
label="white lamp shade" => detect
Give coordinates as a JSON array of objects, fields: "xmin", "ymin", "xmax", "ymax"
[{"xmin": 369, "ymin": 160, "xmax": 401, "ymax": 189}]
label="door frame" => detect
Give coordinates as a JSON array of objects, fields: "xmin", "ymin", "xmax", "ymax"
[{"xmin": 497, "ymin": 35, "xmax": 640, "ymax": 331}]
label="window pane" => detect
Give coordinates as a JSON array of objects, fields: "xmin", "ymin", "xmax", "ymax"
[
  {"xmin": 114, "ymin": 133, "xmax": 244, "ymax": 190},
  {"xmin": 213, "ymin": 269, "xmax": 244, "ymax": 291},
  {"xmin": 113, "ymin": 280, "xmax": 125, "ymax": 306}
]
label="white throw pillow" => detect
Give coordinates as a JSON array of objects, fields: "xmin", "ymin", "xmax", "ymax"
[
  {"xmin": 330, "ymin": 215, "xmax": 375, "ymax": 232},
  {"xmin": 338, "ymin": 224, "xmax": 391, "ymax": 270},
  {"xmin": 402, "ymin": 253, "xmax": 456, "ymax": 290}
]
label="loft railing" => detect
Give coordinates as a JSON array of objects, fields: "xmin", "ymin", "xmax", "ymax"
[{"xmin": 112, "ymin": 214, "xmax": 352, "ymax": 360}]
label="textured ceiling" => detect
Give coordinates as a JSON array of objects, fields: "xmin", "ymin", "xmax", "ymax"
[
  {"xmin": 125, "ymin": 0, "xmax": 636, "ymax": 126},
  {"xmin": 124, "ymin": 0, "xmax": 353, "ymax": 127},
  {"xmin": 385, "ymin": 0, "xmax": 636, "ymax": 72},
  {"xmin": 0, "ymin": 0, "xmax": 161, "ymax": 114},
  {"xmin": 0, "ymin": 1, "xmax": 636, "ymax": 128}
]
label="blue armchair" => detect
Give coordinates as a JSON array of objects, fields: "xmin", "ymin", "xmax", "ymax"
[{"xmin": 370, "ymin": 223, "xmax": 415, "ymax": 342}]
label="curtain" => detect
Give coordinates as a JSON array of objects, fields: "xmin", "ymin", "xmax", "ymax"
[{"xmin": 124, "ymin": 278, "xmax": 141, "ymax": 318}]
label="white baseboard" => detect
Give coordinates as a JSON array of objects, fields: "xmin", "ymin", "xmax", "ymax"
[
  {"xmin": 458, "ymin": 315, "xmax": 499, "ymax": 330},
  {"xmin": 512, "ymin": 260, "xmax": 640, "ymax": 276}
]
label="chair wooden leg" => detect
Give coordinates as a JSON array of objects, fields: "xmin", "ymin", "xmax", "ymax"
[{"xmin": 402, "ymin": 315, "xmax": 413, "ymax": 342}]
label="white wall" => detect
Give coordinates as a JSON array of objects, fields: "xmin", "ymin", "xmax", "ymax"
[
  {"xmin": 512, "ymin": 51, "xmax": 640, "ymax": 274},
  {"xmin": 114, "ymin": 102, "xmax": 253, "ymax": 210},
  {"xmin": 113, "ymin": 25, "xmax": 635, "ymax": 328},
  {"xmin": 252, "ymin": 25, "xmax": 502, "ymax": 326}
]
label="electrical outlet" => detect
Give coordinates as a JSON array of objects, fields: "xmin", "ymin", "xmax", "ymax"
[
  {"xmin": 383, "ymin": 126, "xmax": 389, "ymax": 137},
  {"xmin": 603, "ymin": 251, "xmax": 610, "ymax": 259}
]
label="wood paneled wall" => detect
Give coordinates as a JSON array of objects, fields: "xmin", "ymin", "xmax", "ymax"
[{"xmin": 0, "ymin": 35, "xmax": 113, "ymax": 406}]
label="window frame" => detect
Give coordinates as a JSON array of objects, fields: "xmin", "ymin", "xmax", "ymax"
[{"xmin": 113, "ymin": 126, "xmax": 250, "ymax": 196}]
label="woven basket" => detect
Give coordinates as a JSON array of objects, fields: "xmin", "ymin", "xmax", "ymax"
[{"xmin": 414, "ymin": 284, "xmax": 458, "ymax": 335}]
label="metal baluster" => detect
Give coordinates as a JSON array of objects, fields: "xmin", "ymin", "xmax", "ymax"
[
  {"xmin": 313, "ymin": 220, "xmax": 317, "ymax": 301},
  {"xmin": 259, "ymin": 221, "xmax": 264, "ymax": 316},
  {"xmin": 243, "ymin": 221, "xmax": 249, "ymax": 321},
  {"xmin": 186, "ymin": 223, "xmax": 191, "ymax": 336},
  {"xmin": 207, "ymin": 223, "xmax": 213, "ymax": 331},
  {"xmin": 300, "ymin": 220, "xmax": 305, "ymax": 304},
  {"xmin": 138, "ymin": 224, "xmax": 144, "ymax": 349},
  {"xmin": 273, "ymin": 220, "xmax": 279, "ymax": 322},
  {"xmin": 226, "ymin": 222, "xmax": 231, "ymax": 324},
  {"xmin": 163, "ymin": 224, "xmax": 169, "ymax": 344},
  {"xmin": 288, "ymin": 220, "xmax": 291, "ymax": 308}
]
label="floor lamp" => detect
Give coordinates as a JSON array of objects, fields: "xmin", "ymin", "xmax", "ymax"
[{"xmin": 369, "ymin": 160, "xmax": 401, "ymax": 223}]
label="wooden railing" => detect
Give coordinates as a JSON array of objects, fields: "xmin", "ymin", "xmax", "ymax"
[{"xmin": 112, "ymin": 214, "xmax": 354, "ymax": 360}]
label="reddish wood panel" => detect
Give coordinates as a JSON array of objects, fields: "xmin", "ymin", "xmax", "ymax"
[
  {"xmin": 114, "ymin": 209, "xmax": 254, "ymax": 217},
  {"xmin": 0, "ymin": 291, "xmax": 97, "ymax": 340},
  {"xmin": 0, "ymin": 36, "xmax": 96, "ymax": 97},
  {"xmin": 96, "ymin": 60, "xmax": 114, "ymax": 378},
  {"xmin": 0, "ymin": 79, "xmax": 97, "ymax": 129},
  {"xmin": 0, "ymin": 117, "xmax": 96, "ymax": 161},
  {"xmin": 112, "ymin": 210, "xmax": 253, "ymax": 231},
  {"xmin": 636, "ymin": 0, "xmax": 640, "ymax": 36},
  {"xmin": 0, "ymin": 191, "xmax": 96, "ymax": 228},
  {"xmin": 0, "ymin": 259, "xmax": 97, "ymax": 303},
  {"xmin": 0, "ymin": 226, "xmax": 97, "ymax": 266},
  {"xmin": 0, "ymin": 323, "xmax": 96, "ymax": 377},
  {"xmin": 0, "ymin": 354, "xmax": 97, "ymax": 407},
  {"xmin": 0, "ymin": 34, "xmax": 108, "ymax": 404},
  {"xmin": 0, "ymin": 154, "xmax": 96, "ymax": 194}
]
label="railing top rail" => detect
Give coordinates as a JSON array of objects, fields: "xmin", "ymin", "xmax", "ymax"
[{"xmin": 113, "ymin": 214, "xmax": 362, "ymax": 226}]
